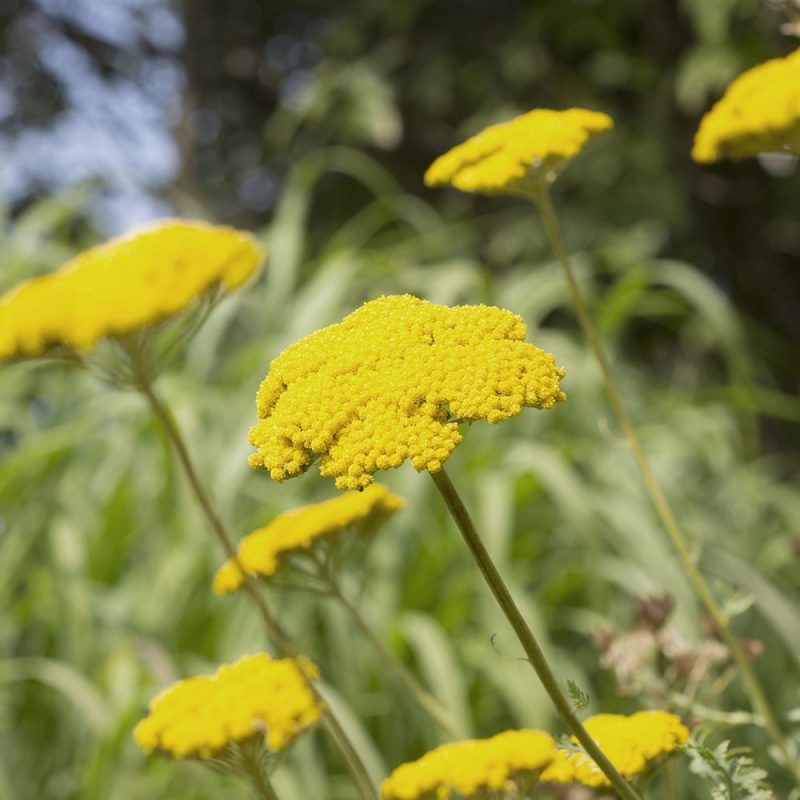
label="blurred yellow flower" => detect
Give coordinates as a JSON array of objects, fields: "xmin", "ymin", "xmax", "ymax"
[
  {"xmin": 541, "ymin": 710, "xmax": 688, "ymax": 787},
  {"xmin": 0, "ymin": 219, "xmax": 264, "ymax": 361},
  {"xmin": 213, "ymin": 483, "xmax": 405, "ymax": 594},
  {"xmin": 381, "ymin": 730, "xmax": 556, "ymax": 799},
  {"xmin": 133, "ymin": 653, "xmax": 323, "ymax": 759},
  {"xmin": 249, "ymin": 294, "xmax": 565, "ymax": 490},
  {"xmin": 692, "ymin": 49, "xmax": 800, "ymax": 163},
  {"xmin": 424, "ymin": 108, "xmax": 612, "ymax": 195}
]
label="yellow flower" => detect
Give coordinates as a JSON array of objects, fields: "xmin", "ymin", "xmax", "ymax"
[
  {"xmin": 213, "ymin": 483, "xmax": 405, "ymax": 594},
  {"xmin": 541, "ymin": 710, "xmax": 688, "ymax": 788},
  {"xmin": 0, "ymin": 219, "xmax": 264, "ymax": 361},
  {"xmin": 133, "ymin": 653, "xmax": 323, "ymax": 759},
  {"xmin": 692, "ymin": 49, "xmax": 800, "ymax": 163},
  {"xmin": 249, "ymin": 294, "xmax": 565, "ymax": 490},
  {"xmin": 424, "ymin": 108, "xmax": 613, "ymax": 195},
  {"xmin": 381, "ymin": 730, "xmax": 556, "ymax": 800}
]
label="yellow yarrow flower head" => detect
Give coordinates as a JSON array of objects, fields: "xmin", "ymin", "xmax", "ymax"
[
  {"xmin": 248, "ymin": 294, "xmax": 566, "ymax": 491},
  {"xmin": 692, "ymin": 49, "xmax": 800, "ymax": 163},
  {"xmin": 381, "ymin": 730, "xmax": 556, "ymax": 800},
  {"xmin": 541, "ymin": 710, "xmax": 688, "ymax": 788},
  {"xmin": 424, "ymin": 108, "xmax": 613, "ymax": 196},
  {"xmin": 213, "ymin": 483, "xmax": 405, "ymax": 594},
  {"xmin": 133, "ymin": 653, "xmax": 323, "ymax": 760},
  {"xmin": 0, "ymin": 219, "xmax": 264, "ymax": 365}
]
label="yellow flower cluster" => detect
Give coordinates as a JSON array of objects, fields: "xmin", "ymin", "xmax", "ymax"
[
  {"xmin": 424, "ymin": 108, "xmax": 613, "ymax": 195},
  {"xmin": 133, "ymin": 653, "xmax": 323, "ymax": 759},
  {"xmin": 541, "ymin": 711, "xmax": 688, "ymax": 787},
  {"xmin": 213, "ymin": 483, "xmax": 405, "ymax": 594},
  {"xmin": 381, "ymin": 730, "xmax": 556, "ymax": 800},
  {"xmin": 0, "ymin": 219, "xmax": 263, "ymax": 361},
  {"xmin": 692, "ymin": 49, "xmax": 800, "ymax": 163},
  {"xmin": 249, "ymin": 294, "xmax": 565, "ymax": 490}
]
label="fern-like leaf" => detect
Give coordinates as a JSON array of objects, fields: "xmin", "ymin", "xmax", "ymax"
[
  {"xmin": 566, "ymin": 679, "xmax": 590, "ymax": 714},
  {"xmin": 685, "ymin": 730, "xmax": 774, "ymax": 800}
]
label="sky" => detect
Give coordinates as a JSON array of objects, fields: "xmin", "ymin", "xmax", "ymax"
[{"xmin": 0, "ymin": 0, "xmax": 184, "ymax": 231}]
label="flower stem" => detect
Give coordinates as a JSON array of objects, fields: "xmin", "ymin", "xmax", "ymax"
[
  {"xmin": 240, "ymin": 748, "xmax": 280, "ymax": 800},
  {"xmin": 430, "ymin": 468, "xmax": 642, "ymax": 800},
  {"xmin": 326, "ymin": 577, "xmax": 466, "ymax": 741},
  {"xmin": 250, "ymin": 775, "xmax": 279, "ymax": 800},
  {"xmin": 664, "ymin": 757, "xmax": 679, "ymax": 800},
  {"xmin": 135, "ymin": 374, "xmax": 378, "ymax": 800},
  {"xmin": 533, "ymin": 188, "xmax": 800, "ymax": 784}
]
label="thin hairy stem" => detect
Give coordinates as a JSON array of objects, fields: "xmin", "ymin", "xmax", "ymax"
[
  {"xmin": 135, "ymin": 372, "xmax": 378, "ymax": 800},
  {"xmin": 327, "ymin": 577, "xmax": 466, "ymax": 740},
  {"xmin": 533, "ymin": 188, "xmax": 800, "ymax": 783},
  {"xmin": 431, "ymin": 468, "xmax": 642, "ymax": 800}
]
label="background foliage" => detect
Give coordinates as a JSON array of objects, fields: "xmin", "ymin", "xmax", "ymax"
[{"xmin": 0, "ymin": 1, "xmax": 799, "ymax": 798}]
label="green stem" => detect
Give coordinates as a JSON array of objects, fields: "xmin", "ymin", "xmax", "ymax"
[
  {"xmin": 533, "ymin": 188, "xmax": 800, "ymax": 784},
  {"xmin": 240, "ymin": 749, "xmax": 280, "ymax": 800},
  {"xmin": 430, "ymin": 468, "xmax": 642, "ymax": 800},
  {"xmin": 327, "ymin": 578, "xmax": 466, "ymax": 741},
  {"xmin": 136, "ymin": 374, "xmax": 378, "ymax": 800},
  {"xmin": 664, "ymin": 757, "xmax": 679, "ymax": 800},
  {"xmin": 251, "ymin": 776, "xmax": 279, "ymax": 800}
]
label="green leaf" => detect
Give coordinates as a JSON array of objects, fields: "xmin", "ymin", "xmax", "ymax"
[{"xmin": 566, "ymin": 679, "xmax": 590, "ymax": 714}]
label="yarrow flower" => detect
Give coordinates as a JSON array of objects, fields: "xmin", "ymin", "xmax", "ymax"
[
  {"xmin": 248, "ymin": 294, "xmax": 565, "ymax": 490},
  {"xmin": 213, "ymin": 483, "xmax": 405, "ymax": 594},
  {"xmin": 0, "ymin": 219, "xmax": 264, "ymax": 362},
  {"xmin": 133, "ymin": 653, "xmax": 323, "ymax": 759},
  {"xmin": 692, "ymin": 49, "xmax": 800, "ymax": 163},
  {"xmin": 381, "ymin": 730, "xmax": 557, "ymax": 800},
  {"xmin": 541, "ymin": 710, "xmax": 688, "ymax": 788},
  {"xmin": 424, "ymin": 108, "xmax": 613, "ymax": 195}
]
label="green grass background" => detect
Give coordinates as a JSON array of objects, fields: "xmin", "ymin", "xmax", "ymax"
[{"xmin": 1, "ymin": 152, "xmax": 799, "ymax": 799}]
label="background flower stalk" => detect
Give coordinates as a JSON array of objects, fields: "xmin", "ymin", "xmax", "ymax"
[
  {"xmin": 0, "ymin": 217, "xmax": 379, "ymax": 800},
  {"xmin": 213, "ymin": 488, "xmax": 465, "ymax": 740},
  {"xmin": 135, "ymin": 367, "xmax": 380, "ymax": 800},
  {"xmin": 425, "ymin": 106, "xmax": 800, "ymax": 785},
  {"xmin": 530, "ymin": 186, "xmax": 800, "ymax": 785},
  {"xmin": 323, "ymin": 569, "xmax": 466, "ymax": 742}
]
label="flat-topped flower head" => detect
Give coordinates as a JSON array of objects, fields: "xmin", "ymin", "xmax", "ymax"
[
  {"xmin": 133, "ymin": 653, "xmax": 323, "ymax": 759},
  {"xmin": 381, "ymin": 730, "xmax": 556, "ymax": 799},
  {"xmin": 248, "ymin": 294, "xmax": 565, "ymax": 490},
  {"xmin": 541, "ymin": 710, "xmax": 688, "ymax": 788},
  {"xmin": 693, "ymin": 49, "xmax": 800, "ymax": 163},
  {"xmin": 213, "ymin": 483, "xmax": 405, "ymax": 594},
  {"xmin": 0, "ymin": 219, "xmax": 264, "ymax": 362},
  {"xmin": 424, "ymin": 108, "xmax": 613, "ymax": 195}
]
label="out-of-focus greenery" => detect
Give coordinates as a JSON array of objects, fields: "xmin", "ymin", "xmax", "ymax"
[
  {"xmin": 3, "ymin": 0, "xmax": 800, "ymax": 352},
  {"xmin": 2, "ymin": 144, "xmax": 800, "ymax": 798},
  {"xmin": 2, "ymin": 1, "xmax": 800, "ymax": 798},
  {"xmin": 176, "ymin": 0, "xmax": 800, "ymax": 360}
]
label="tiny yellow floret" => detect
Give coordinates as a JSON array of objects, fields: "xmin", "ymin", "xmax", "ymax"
[
  {"xmin": 213, "ymin": 484, "xmax": 405, "ymax": 594},
  {"xmin": 541, "ymin": 710, "xmax": 688, "ymax": 788},
  {"xmin": 381, "ymin": 729, "xmax": 556, "ymax": 799},
  {"xmin": 133, "ymin": 653, "xmax": 323, "ymax": 759},
  {"xmin": 0, "ymin": 219, "xmax": 264, "ymax": 361},
  {"xmin": 248, "ymin": 294, "xmax": 566, "ymax": 490},
  {"xmin": 424, "ymin": 108, "xmax": 613, "ymax": 195},
  {"xmin": 692, "ymin": 49, "xmax": 800, "ymax": 163}
]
